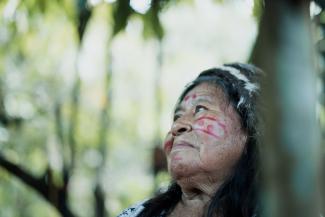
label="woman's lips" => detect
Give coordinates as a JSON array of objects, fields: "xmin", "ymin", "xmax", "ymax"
[
  {"xmin": 172, "ymin": 141, "xmax": 195, "ymax": 151},
  {"xmin": 164, "ymin": 139, "xmax": 195, "ymax": 153}
]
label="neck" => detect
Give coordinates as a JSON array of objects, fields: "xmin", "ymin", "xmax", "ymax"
[
  {"xmin": 169, "ymin": 181, "xmax": 220, "ymax": 217},
  {"xmin": 177, "ymin": 177, "xmax": 223, "ymax": 206}
]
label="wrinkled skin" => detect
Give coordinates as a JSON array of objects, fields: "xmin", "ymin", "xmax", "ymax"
[{"xmin": 163, "ymin": 83, "xmax": 247, "ymax": 217}]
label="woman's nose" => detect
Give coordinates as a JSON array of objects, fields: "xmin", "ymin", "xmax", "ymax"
[{"xmin": 171, "ymin": 120, "xmax": 192, "ymax": 136}]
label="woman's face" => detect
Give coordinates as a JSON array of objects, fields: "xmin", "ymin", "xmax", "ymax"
[{"xmin": 163, "ymin": 82, "xmax": 247, "ymax": 183}]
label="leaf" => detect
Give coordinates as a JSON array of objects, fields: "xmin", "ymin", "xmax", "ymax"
[
  {"xmin": 76, "ymin": 0, "xmax": 92, "ymax": 41},
  {"xmin": 253, "ymin": 0, "xmax": 264, "ymax": 21},
  {"xmin": 59, "ymin": 0, "xmax": 76, "ymax": 21},
  {"xmin": 142, "ymin": 0, "xmax": 171, "ymax": 40},
  {"xmin": 112, "ymin": 0, "xmax": 134, "ymax": 36},
  {"xmin": 142, "ymin": 9, "xmax": 164, "ymax": 40}
]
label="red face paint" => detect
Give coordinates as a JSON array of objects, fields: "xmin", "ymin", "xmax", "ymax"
[
  {"xmin": 198, "ymin": 120, "xmax": 205, "ymax": 126},
  {"xmin": 164, "ymin": 139, "xmax": 173, "ymax": 152},
  {"xmin": 193, "ymin": 127, "xmax": 220, "ymax": 139},
  {"xmin": 196, "ymin": 116, "xmax": 227, "ymax": 134},
  {"xmin": 207, "ymin": 124, "xmax": 214, "ymax": 133},
  {"xmin": 192, "ymin": 115, "xmax": 228, "ymax": 139},
  {"xmin": 216, "ymin": 122, "xmax": 226, "ymax": 133},
  {"xmin": 184, "ymin": 94, "xmax": 197, "ymax": 103}
]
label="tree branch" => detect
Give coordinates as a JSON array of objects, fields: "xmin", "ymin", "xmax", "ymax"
[{"xmin": 0, "ymin": 153, "xmax": 76, "ymax": 217}]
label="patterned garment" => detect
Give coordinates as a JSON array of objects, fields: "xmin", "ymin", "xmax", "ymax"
[
  {"xmin": 116, "ymin": 201, "xmax": 146, "ymax": 217},
  {"xmin": 116, "ymin": 201, "xmax": 324, "ymax": 217},
  {"xmin": 117, "ymin": 200, "xmax": 166, "ymax": 217}
]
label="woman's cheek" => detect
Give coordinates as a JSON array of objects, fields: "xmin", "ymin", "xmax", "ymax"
[
  {"xmin": 163, "ymin": 132, "xmax": 173, "ymax": 153},
  {"xmin": 193, "ymin": 117, "xmax": 227, "ymax": 139}
]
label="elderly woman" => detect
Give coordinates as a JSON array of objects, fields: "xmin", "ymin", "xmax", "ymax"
[{"xmin": 118, "ymin": 63, "xmax": 261, "ymax": 217}]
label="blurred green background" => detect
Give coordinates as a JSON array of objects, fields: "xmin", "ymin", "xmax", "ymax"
[{"xmin": 0, "ymin": 0, "xmax": 324, "ymax": 217}]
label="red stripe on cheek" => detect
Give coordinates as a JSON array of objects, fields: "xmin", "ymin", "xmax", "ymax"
[
  {"xmin": 164, "ymin": 139, "xmax": 173, "ymax": 152},
  {"xmin": 207, "ymin": 124, "xmax": 222, "ymax": 138},
  {"xmin": 198, "ymin": 120, "xmax": 205, "ymax": 126},
  {"xmin": 207, "ymin": 124, "xmax": 214, "ymax": 133},
  {"xmin": 217, "ymin": 122, "xmax": 227, "ymax": 134},
  {"xmin": 195, "ymin": 116, "xmax": 227, "ymax": 136},
  {"xmin": 193, "ymin": 128, "xmax": 220, "ymax": 139}
]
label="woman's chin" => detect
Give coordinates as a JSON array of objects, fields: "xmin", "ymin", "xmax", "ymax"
[{"xmin": 168, "ymin": 158, "xmax": 196, "ymax": 180}]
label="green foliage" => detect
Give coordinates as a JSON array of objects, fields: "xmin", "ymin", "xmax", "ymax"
[
  {"xmin": 24, "ymin": 0, "xmax": 48, "ymax": 14},
  {"xmin": 76, "ymin": 0, "xmax": 92, "ymax": 41},
  {"xmin": 142, "ymin": 0, "xmax": 171, "ymax": 40},
  {"xmin": 142, "ymin": 10, "xmax": 164, "ymax": 40},
  {"xmin": 112, "ymin": 0, "xmax": 134, "ymax": 36},
  {"xmin": 112, "ymin": 0, "xmax": 177, "ymax": 39},
  {"xmin": 253, "ymin": 0, "xmax": 264, "ymax": 21},
  {"xmin": 0, "ymin": 171, "xmax": 59, "ymax": 217}
]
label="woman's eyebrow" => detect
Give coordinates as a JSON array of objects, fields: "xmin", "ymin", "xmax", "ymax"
[
  {"xmin": 190, "ymin": 96, "xmax": 214, "ymax": 106},
  {"xmin": 174, "ymin": 96, "xmax": 213, "ymax": 114},
  {"xmin": 174, "ymin": 105, "xmax": 184, "ymax": 114},
  {"xmin": 195, "ymin": 97, "xmax": 213, "ymax": 104}
]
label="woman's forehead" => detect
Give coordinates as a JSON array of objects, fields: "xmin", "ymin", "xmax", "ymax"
[
  {"xmin": 184, "ymin": 83, "xmax": 228, "ymax": 103},
  {"xmin": 174, "ymin": 83, "xmax": 229, "ymax": 112},
  {"xmin": 185, "ymin": 82, "xmax": 221, "ymax": 96}
]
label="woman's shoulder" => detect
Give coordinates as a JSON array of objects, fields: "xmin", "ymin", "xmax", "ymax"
[{"xmin": 116, "ymin": 200, "xmax": 147, "ymax": 217}]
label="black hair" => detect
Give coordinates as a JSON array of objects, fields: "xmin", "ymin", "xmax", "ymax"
[{"xmin": 139, "ymin": 63, "xmax": 262, "ymax": 217}]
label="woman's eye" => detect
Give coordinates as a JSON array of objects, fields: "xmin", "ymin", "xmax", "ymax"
[
  {"xmin": 173, "ymin": 106, "xmax": 207, "ymax": 120},
  {"xmin": 173, "ymin": 114, "xmax": 181, "ymax": 121},
  {"xmin": 195, "ymin": 105, "xmax": 208, "ymax": 114}
]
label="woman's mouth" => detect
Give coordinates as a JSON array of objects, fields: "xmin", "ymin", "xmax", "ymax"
[
  {"xmin": 164, "ymin": 139, "xmax": 195, "ymax": 153},
  {"xmin": 172, "ymin": 141, "xmax": 195, "ymax": 151}
]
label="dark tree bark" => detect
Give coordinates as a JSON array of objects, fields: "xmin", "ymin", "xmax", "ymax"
[
  {"xmin": 0, "ymin": 154, "xmax": 76, "ymax": 217},
  {"xmin": 313, "ymin": 2, "xmax": 325, "ymax": 214},
  {"xmin": 94, "ymin": 184, "xmax": 107, "ymax": 217},
  {"xmin": 250, "ymin": 0, "xmax": 321, "ymax": 217}
]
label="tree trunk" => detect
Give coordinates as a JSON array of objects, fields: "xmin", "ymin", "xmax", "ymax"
[{"xmin": 250, "ymin": 0, "xmax": 321, "ymax": 217}]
